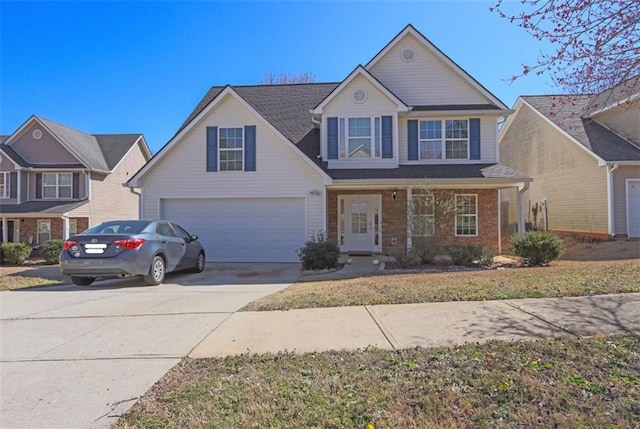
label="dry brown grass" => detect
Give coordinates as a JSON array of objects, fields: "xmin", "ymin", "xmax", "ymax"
[{"xmin": 0, "ymin": 263, "xmax": 66, "ymax": 291}]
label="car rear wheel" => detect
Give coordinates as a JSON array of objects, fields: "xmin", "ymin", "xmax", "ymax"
[
  {"xmin": 192, "ymin": 251, "xmax": 205, "ymax": 273},
  {"xmin": 143, "ymin": 255, "xmax": 165, "ymax": 285},
  {"xmin": 71, "ymin": 276, "xmax": 95, "ymax": 286}
]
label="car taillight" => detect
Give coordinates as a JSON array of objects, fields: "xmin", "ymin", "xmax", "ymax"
[
  {"xmin": 112, "ymin": 238, "xmax": 145, "ymax": 250},
  {"xmin": 63, "ymin": 240, "xmax": 78, "ymax": 251}
]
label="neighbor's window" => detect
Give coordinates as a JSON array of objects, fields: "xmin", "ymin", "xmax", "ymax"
[
  {"xmin": 43, "ymin": 173, "xmax": 72, "ymax": 198},
  {"xmin": 68, "ymin": 218, "xmax": 78, "ymax": 236},
  {"xmin": 412, "ymin": 194, "xmax": 435, "ymax": 236},
  {"xmin": 219, "ymin": 127, "xmax": 243, "ymax": 171},
  {"xmin": 418, "ymin": 119, "xmax": 468, "ymax": 160},
  {"xmin": 0, "ymin": 172, "xmax": 8, "ymax": 198},
  {"xmin": 37, "ymin": 219, "xmax": 51, "ymax": 244},
  {"xmin": 339, "ymin": 117, "xmax": 381, "ymax": 159},
  {"xmin": 455, "ymin": 194, "xmax": 477, "ymax": 236}
]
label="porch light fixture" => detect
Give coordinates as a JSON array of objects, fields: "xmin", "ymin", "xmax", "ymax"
[{"xmin": 392, "ymin": 190, "xmax": 398, "ymax": 200}]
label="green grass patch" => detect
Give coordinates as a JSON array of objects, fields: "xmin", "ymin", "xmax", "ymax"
[
  {"xmin": 244, "ymin": 260, "xmax": 640, "ymax": 311},
  {"xmin": 116, "ymin": 334, "xmax": 640, "ymax": 428}
]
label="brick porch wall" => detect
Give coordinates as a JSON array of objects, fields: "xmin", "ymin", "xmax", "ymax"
[
  {"xmin": 19, "ymin": 217, "xmax": 89, "ymax": 244},
  {"xmin": 327, "ymin": 188, "xmax": 501, "ymax": 255}
]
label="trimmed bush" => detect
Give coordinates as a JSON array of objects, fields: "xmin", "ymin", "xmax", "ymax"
[
  {"xmin": 510, "ymin": 231, "xmax": 564, "ymax": 265},
  {"xmin": 479, "ymin": 246, "xmax": 496, "ymax": 267},
  {"xmin": 39, "ymin": 239, "xmax": 64, "ymax": 264},
  {"xmin": 1, "ymin": 242, "xmax": 32, "ymax": 265},
  {"xmin": 297, "ymin": 230, "xmax": 340, "ymax": 270},
  {"xmin": 412, "ymin": 239, "xmax": 437, "ymax": 265},
  {"xmin": 445, "ymin": 244, "xmax": 482, "ymax": 266},
  {"xmin": 392, "ymin": 247, "xmax": 419, "ymax": 268}
]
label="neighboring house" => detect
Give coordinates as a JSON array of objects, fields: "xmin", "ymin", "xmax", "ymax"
[
  {"xmin": 127, "ymin": 24, "xmax": 530, "ymax": 262},
  {"xmin": 500, "ymin": 77, "xmax": 640, "ymax": 238},
  {"xmin": 0, "ymin": 115, "xmax": 152, "ymax": 244}
]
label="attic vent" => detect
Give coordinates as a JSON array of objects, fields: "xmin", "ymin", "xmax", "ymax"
[
  {"xmin": 352, "ymin": 89, "xmax": 368, "ymax": 103},
  {"xmin": 401, "ymin": 48, "xmax": 416, "ymax": 62},
  {"xmin": 32, "ymin": 129, "xmax": 43, "ymax": 139}
]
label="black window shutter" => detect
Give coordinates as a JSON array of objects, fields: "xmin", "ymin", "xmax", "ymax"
[
  {"xmin": 73, "ymin": 173, "xmax": 79, "ymax": 198},
  {"xmin": 327, "ymin": 117, "xmax": 338, "ymax": 159},
  {"xmin": 244, "ymin": 125, "xmax": 256, "ymax": 171},
  {"xmin": 9, "ymin": 172, "xmax": 17, "ymax": 198},
  {"xmin": 206, "ymin": 127, "xmax": 218, "ymax": 172},
  {"xmin": 408, "ymin": 120, "xmax": 419, "ymax": 161},
  {"xmin": 470, "ymin": 118, "xmax": 481, "ymax": 160},
  {"xmin": 36, "ymin": 173, "xmax": 42, "ymax": 199},
  {"xmin": 381, "ymin": 116, "xmax": 393, "ymax": 158}
]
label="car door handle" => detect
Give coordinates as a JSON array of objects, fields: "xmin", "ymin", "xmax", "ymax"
[{"xmin": 161, "ymin": 240, "xmax": 167, "ymax": 244}]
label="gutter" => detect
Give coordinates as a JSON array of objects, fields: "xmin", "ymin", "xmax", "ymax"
[
  {"xmin": 518, "ymin": 181, "xmax": 530, "ymax": 233},
  {"xmin": 607, "ymin": 163, "xmax": 619, "ymax": 236}
]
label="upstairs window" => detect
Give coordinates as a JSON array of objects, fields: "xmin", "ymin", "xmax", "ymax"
[
  {"xmin": 43, "ymin": 173, "xmax": 72, "ymax": 199},
  {"xmin": 0, "ymin": 172, "xmax": 8, "ymax": 198},
  {"xmin": 417, "ymin": 119, "xmax": 469, "ymax": 160},
  {"xmin": 219, "ymin": 127, "xmax": 244, "ymax": 171},
  {"xmin": 339, "ymin": 117, "xmax": 381, "ymax": 159}
]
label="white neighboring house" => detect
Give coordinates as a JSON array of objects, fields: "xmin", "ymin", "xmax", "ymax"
[{"xmin": 128, "ymin": 25, "xmax": 531, "ymax": 262}]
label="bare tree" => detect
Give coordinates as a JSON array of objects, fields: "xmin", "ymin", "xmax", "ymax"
[
  {"xmin": 259, "ymin": 72, "xmax": 316, "ymax": 85},
  {"xmin": 491, "ymin": 0, "xmax": 640, "ymax": 95}
]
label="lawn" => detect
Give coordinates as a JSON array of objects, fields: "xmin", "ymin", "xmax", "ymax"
[
  {"xmin": 243, "ymin": 260, "xmax": 640, "ymax": 311},
  {"xmin": 116, "ymin": 334, "xmax": 640, "ymax": 429},
  {"xmin": 0, "ymin": 264, "xmax": 66, "ymax": 291}
]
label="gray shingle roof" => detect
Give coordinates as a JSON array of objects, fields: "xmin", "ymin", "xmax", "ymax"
[
  {"xmin": 0, "ymin": 200, "xmax": 88, "ymax": 214},
  {"xmin": 176, "ymin": 83, "xmax": 528, "ymax": 181},
  {"xmin": 2, "ymin": 116, "xmax": 148, "ymax": 172},
  {"xmin": 585, "ymin": 75, "xmax": 640, "ymax": 116},
  {"xmin": 523, "ymin": 95, "xmax": 640, "ymax": 162}
]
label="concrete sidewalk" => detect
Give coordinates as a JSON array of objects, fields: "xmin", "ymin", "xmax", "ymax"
[{"xmin": 190, "ymin": 293, "xmax": 640, "ymax": 357}]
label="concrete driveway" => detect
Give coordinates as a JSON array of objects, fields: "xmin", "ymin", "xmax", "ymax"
[{"xmin": 0, "ymin": 263, "xmax": 300, "ymax": 429}]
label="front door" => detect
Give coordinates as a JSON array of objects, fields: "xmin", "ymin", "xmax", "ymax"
[
  {"xmin": 341, "ymin": 195, "xmax": 381, "ymax": 253},
  {"xmin": 0, "ymin": 220, "xmax": 16, "ymax": 243}
]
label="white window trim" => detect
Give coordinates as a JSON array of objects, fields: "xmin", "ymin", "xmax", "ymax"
[
  {"xmin": 37, "ymin": 219, "xmax": 51, "ymax": 244},
  {"xmin": 338, "ymin": 116, "xmax": 382, "ymax": 160},
  {"xmin": 455, "ymin": 194, "xmax": 478, "ymax": 237},
  {"xmin": 0, "ymin": 172, "xmax": 9, "ymax": 199},
  {"xmin": 42, "ymin": 172, "xmax": 73, "ymax": 199},
  {"xmin": 419, "ymin": 119, "xmax": 470, "ymax": 161},
  {"xmin": 412, "ymin": 193, "xmax": 435, "ymax": 237},
  {"xmin": 218, "ymin": 127, "xmax": 244, "ymax": 172}
]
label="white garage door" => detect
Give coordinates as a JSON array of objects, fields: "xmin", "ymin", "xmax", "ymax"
[{"xmin": 160, "ymin": 198, "xmax": 306, "ymax": 262}]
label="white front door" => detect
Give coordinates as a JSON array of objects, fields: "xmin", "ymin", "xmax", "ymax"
[{"xmin": 341, "ymin": 195, "xmax": 381, "ymax": 253}]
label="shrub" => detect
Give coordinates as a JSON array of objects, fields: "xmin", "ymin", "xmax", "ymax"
[
  {"xmin": 510, "ymin": 231, "xmax": 564, "ymax": 265},
  {"xmin": 39, "ymin": 239, "xmax": 64, "ymax": 264},
  {"xmin": 297, "ymin": 230, "xmax": 340, "ymax": 270},
  {"xmin": 412, "ymin": 239, "xmax": 437, "ymax": 265},
  {"xmin": 479, "ymin": 246, "xmax": 496, "ymax": 267},
  {"xmin": 445, "ymin": 244, "xmax": 482, "ymax": 266},
  {"xmin": 392, "ymin": 247, "xmax": 419, "ymax": 268},
  {"xmin": 1, "ymin": 242, "xmax": 32, "ymax": 265}
]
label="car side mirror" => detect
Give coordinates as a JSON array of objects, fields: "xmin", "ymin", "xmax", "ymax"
[{"xmin": 190, "ymin": 235, "xmax": 198, "ymax": 241}]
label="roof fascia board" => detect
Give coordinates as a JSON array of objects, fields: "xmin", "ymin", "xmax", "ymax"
[
  {"xmin": 498, "ymin": 98, "xmax": 524, "ymax": 139},
  {"xmin": 0, "ymin": 146, "xmax": 23, "ymax": 169},
  {"xmin": 406, "ymin": 109, "xmax": 513, "ymax": 117},
  {"xmin": 328, "ymin": 177, "xmax": 531, "ymax": 189},
  {"xmin": 128, "ymin": 86, "xmax": 333, "ymax": 186},
  {"xmin": 312, "ymin": 66, "xmax": 408, "ymax": 114},
  {"xmin": 588, "ymin": 92, "xmax": 640, "ymax": 117},
  {"xmin": 365, "ymin": 24, "xmax": 509, "ymax": 110}
]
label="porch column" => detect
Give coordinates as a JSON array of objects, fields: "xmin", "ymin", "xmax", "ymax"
[
  {"xmin": 517, "ymin": 183, "xmax": 529, "ymax": 233},
  {"xmin": 1, "ymin": 216, "xmax": 6, "ymax": 243},
  {"xmin": 62, "ymin": 215, "xmax": 70, "ymax": 241},
  {"xmin": 406, "ymin": 188, "xmax": 412, "ymax": 248}
]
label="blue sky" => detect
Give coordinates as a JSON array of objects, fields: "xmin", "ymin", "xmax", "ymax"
[{"xmin": 1, "ymin": 1, "xmax": 556, "ymax": 154}]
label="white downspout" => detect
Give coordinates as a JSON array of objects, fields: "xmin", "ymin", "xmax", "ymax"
[
  {"xmin": 518, "ymin": 182, "xmax": 530, "ymax": 234},
  {"xmin": 607, "ymin": 163, "xmax": 619, "ymax": 236}
]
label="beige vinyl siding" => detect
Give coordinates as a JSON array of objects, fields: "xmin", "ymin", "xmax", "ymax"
[
  {"xmin": 140, "ymin": 95, "xmax": 326, "ymax": 239},
  {"xmin": 398, "ymin": 116, "xmax": 498, "ymax": 163},
  {"xmin": 368, "ymin": 33, "xmax": 488, "ymax": 106},
  {"xmin": 613, "ymin": 165, "xmax": 640, "ymax": 235},
  {"xmin": 322, "ymin": 75, "xmax": 398, "ymax": 167},
  {"xmin": 11, "ymin": 123, "xmax": 80, "ymax": 164},
  {"xmin": 69, "ymin": 144, "xmax": 147, "ymax": 226},
  {"xmin": 500, "ymin": 103, "xmax": 609, "ymax": 234},
  {"xmin": 594, "ymin": 104, "xmax": 640, "ymax": 145}
]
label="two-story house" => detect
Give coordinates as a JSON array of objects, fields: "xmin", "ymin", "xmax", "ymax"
[
  {"xmin": 500, "ymin": 76, "xmax": 640, "ymax": 238},
  {"xmin": 127, "ymin": 24, "xmax": 531, "ymax": 262},
  {"xmin": 0, "ymin": 115, "xmax": 152, "ymax": 244}
]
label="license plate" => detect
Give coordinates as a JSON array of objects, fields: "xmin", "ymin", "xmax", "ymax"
[{"xmin": 85, "ymin": 243, "xmax": 107, "ymax": 254}]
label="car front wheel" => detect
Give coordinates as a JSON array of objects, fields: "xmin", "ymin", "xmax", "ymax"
[
  {"xmin": 71, "ymin": 276, "xmax": 95, "ymax": 286},
  {"xmin": 192, "ymin": 251, "xmax": 205, "ymax": 273},
  {"xmin": 143, "ymin": 255, "xmax": 165, "ymax": 285}
]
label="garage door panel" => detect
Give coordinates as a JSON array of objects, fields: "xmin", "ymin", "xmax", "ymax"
[{"xmin": 160, "ymin": 198, "xmax": 306, "ymax": 262}]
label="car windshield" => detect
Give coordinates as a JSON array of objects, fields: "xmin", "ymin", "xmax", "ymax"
[{"xmin": 82, "ymin": 221, "xmax": 150, "ymax": 235}]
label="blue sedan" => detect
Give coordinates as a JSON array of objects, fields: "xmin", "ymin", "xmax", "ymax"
[{"xmin": 60, "ymin": 220, "xmax": 206, "ymax": 286}]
